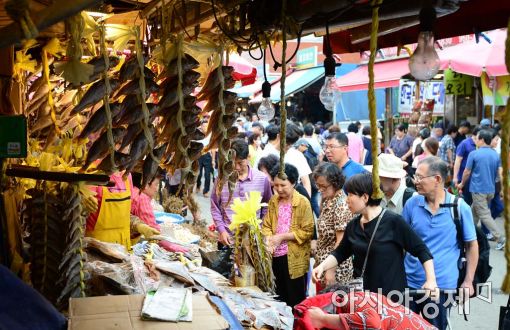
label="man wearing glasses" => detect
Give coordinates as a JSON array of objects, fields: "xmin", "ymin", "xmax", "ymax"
[
  {"xmin": 323, "ymin": 132, "xmax": 366, "ymax": 181},
  {"xmin": 402, "ymin": 156, "xmax": 478, "ymax": 330}
]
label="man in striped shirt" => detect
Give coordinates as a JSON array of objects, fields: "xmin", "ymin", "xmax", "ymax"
[{"xmin": 211, "ymin": 138, "xmax": 273, "ymax": 247}]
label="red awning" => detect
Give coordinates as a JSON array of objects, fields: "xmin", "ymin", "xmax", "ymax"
[{"xmin": 335, "ymin": 58, "xmax": 409, "ymax": 92}]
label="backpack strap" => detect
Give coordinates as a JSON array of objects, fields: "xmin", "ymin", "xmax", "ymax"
[
  {"xmin": 440, "ymin": 196, "xmax": 465, "ymax": 254},
  {"xmin": 402, "ymin": 187, "xmax": 415, "ymax": 207}
]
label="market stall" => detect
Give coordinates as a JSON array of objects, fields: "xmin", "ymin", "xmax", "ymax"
[{"xmin": 0, "ymin": 1, "xmax": 509, "ymax": 329}]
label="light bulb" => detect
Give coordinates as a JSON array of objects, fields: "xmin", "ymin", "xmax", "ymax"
[
  {"xmin": 319, "ymin": 76, "xmax": 338, "ymax": 111},
  {"xmin": 258, "ymin": 80, "xmax": 275, "ymax": 121},
  {"xmin": 409, "ymin": 31, "xmax": 440, "ymax": 81},
  {"xmin": 257, "ymin": 97, "xmax": 275, "ymax": 121}
]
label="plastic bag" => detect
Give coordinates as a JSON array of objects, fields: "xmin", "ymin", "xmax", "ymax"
[
  {"xmin": 131, "ymin": 255, "xmax": 160, "ymax": 294},
  {"xmin": 199, "ymin": 248, "xmax": 233, "ymax": 279},
  {"xmin": 85, "ymin": 260, "xmax": 138, "ymax": 295}
]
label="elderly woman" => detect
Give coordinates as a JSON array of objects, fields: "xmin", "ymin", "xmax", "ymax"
[
  {"xmin": 388, "ymin": 124, "xmax": 414, "ymax": 164},
  {"xmin": 312, "ymin": 172, "xmax": 438, "ymax": 297},
  {"xmin": 262, "ymin": 163, "xmax": 314, "ymax": 307},
  {"xmin": 313, "ymin": 163, "xmax": 353, "ymax": 291}
]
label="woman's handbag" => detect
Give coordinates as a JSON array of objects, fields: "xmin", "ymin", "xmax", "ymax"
[{"xmin": 347, "ymin": 209, "xmax": 386, "ymax": 291}]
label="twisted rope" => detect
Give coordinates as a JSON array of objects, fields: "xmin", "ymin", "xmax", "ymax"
[
  {"xmin": 368, "ymin": 0, "xmax": 384, "ymax": 200},
  {"xmin": 501, "ymin": 20, "xmax": 510, "ymax": 293},
  {"xmin": 278, "ymin": 0, "xmax": 288, "ymax": 180}
]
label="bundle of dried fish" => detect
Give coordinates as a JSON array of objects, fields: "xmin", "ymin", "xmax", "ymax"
[
  {"xmin": 24, "ymin": 183, "xmax": 67, "ymax": 306},
  {"xmin": 23, "ymin": 182, "xmax": 89, "ymax": 309},
  {"xmin": 56, "ymin": 184, "xmax": 87, "ymax": 308},
  {"xmin": 200, "ymin": 66, "xmax": 238, "ymax": 198}
]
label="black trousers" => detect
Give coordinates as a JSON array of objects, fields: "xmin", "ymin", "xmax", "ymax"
[
  {"xmin": 197, "ymin": 152, "xmax": 213, "ymax": 194},
  {"xmin": 272, "ymin": 255, "xmax": 307, "ymax": 308}
]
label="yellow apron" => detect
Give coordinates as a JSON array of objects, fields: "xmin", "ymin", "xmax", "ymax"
[{"xmin": 86, "ymin": 178, "xmax": 132, "ymax": 250}]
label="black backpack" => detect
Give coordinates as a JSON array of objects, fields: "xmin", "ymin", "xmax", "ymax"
[
  {"xmin": 402, "ymin": 187, "xmax": 416, "ymax": 207},
  {"xmin": 441, "ymin": 196, "xmax": 492, "ymax": 295}
]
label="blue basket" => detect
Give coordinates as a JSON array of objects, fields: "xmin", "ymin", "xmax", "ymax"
[{"xmin": 154, "ymin": 212, "xmax": 186, "ymax": 224}]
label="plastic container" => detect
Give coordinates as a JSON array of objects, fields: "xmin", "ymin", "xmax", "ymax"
[{"xmin": 154, "ymin": 211, "xmax": 186, "ymax": 224}]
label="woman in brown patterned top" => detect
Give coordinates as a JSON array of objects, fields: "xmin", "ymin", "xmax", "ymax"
[{"xmin": 313, "ymin": 163, "xmax": 354, "ymax": 292}]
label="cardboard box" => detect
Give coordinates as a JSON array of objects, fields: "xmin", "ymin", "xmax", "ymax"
[{"xmin": 68, "ymin": 293, "xmax": 229, "ymax": 330}]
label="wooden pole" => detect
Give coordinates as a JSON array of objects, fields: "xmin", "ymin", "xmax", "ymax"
[{"xmin": 0, "ymin": 0, "xmax": 101, "ymax": 49}]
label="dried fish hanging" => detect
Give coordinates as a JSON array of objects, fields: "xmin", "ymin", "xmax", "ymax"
[
  {"xmin": 201, "ymin": 48, "xmax": 237, "ymax": 200},
  {"xmin": 56, "ymin": 183, "xmax": 87, "ymax": 308},
  {"xmin": 134, "ymin": 26, "xmax": 165, "ymax": 189},
  {"xmin": 98, "ymin": 22, "xmax": 118, "ymax": 171},
  {"xmin": 174, "ymin": 35, "xmax": 202, "ymax": 217},
  {"xmin": 24, "ymin": 181, "xmax": 87, "ymax": 310}
]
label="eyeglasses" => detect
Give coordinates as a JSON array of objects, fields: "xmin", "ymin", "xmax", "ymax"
[
  {"xmin": 323, "ymin": 144, "xmax": 346, "ymax": 151},
  {"xmin": 412, "ymin": 174, "xmax": 436, "ymax": 182},
  {"xmin": 316, "ymin": 183, "xmax": 332, "ymax": 191}
]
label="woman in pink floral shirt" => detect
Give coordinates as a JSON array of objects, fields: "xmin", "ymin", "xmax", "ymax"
[{"xmin": 262, "ymin": 163, "xmax": 314, "ymax": 307}]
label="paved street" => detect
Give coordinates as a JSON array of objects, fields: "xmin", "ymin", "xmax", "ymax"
[{"xmin": 192, "ymin": 192, "xmax": 508, "ymax": 329}]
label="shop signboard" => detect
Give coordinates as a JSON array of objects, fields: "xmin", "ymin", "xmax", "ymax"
[
  {"xmin": 481, "ymin": 72, "xmax": 510, "ymax": 106},
  {"xmin": 444, "ymin": 69, "xmax": 473, "ymax": 95},
  {"xmin": 295, "ymin": 46, "xmax": 317, "ymax": 70},
  {"xmin": 398, "ymin": 79, "xmax": 445, "ymax": 114}
]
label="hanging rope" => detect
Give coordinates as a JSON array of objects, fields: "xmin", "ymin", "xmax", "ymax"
[
  {"xmin": 501, "ymin": 20, "xmax": 510, "ymax": 293},
  {"xmin": 278, "ymin": 0, "xmax": 288, "ymax": 180},
  {"xmin": 134, "ymin": 26, "xmax": 157, "ymax": 162},
  {"xmin": 99, "ymin": 22, "xmax": 116, "ymax": 170},
  {"xmin": 368, "ymin": 0, "xmax": 384, "ymax": 200}
]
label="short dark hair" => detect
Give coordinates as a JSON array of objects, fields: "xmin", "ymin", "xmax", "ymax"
[
  {"xmin": 459, "ymin": 120, "xmax": 471, "ymax": 129},
  {"xmin": 326, "ymin": 132, "xmax": 349, "ymax": 146},
  {"xmin": 478, "ymin": 129, "xmax": 493, "ymax": 145},
  {"xmin": 314, "ymin": 125, "xmax": 321, "ymax": 135},
  {"xmin": 269, "ymin": 163, "xmax": 299, "ymax": 185},
  {"xmin": 236, "ymin": 132, "xmax": 248, "ymax": 140},
  {"xmin": 313, "ymin": 163, "xmax": 345, "ymax": 191},
  {"xmin": 343, "ymin": 172, "xmax": 381, "ymax": 206},
  {"xmin": 258, "ymin": 154, "xmax": 279, "ymax": 172},
  {"xmin": 248, "ymin": 133, "xmax": 260, "ymax": 145},
  {"xmin": 231, "ymin": 138, "xmax": 249, "ymax": 159},
  {"xmin": 347, "ymin": 123, "xmax": 358, "ymax": 133},
  {"xmin": 419, "ymin": 127, "xmax": 431, "ymax": 139},
  {"xmin": 472, "ymin": 125, "xmax": 482, "ymax": 137},
  {"xmin": 361, "ymin": 126, "xmax": 370, "ymax": 136},
  {"xmin": 304, "ymin": 123, "xmax": 314, "ymax": 136},
  {"xmin": 421, "ymin": 156, "xmax": 448, "ymax": 183},
  {"xmin": 447, "ymin": 125, "xmax": 458, "ymax": 135},
  {"xmin": 252, "ymin": 122, "xmax": 264, "ymax": 130},
  {"xmin": 396, "ymin": 124, "xmax": 406, "ymax": 132},
  {"xmin": 285, "ymin": 123, "xmax": 303, "ymax": 145},
  {"xmin": 266, "ymin": 124, "xmax": 280, "ymax": 141}
]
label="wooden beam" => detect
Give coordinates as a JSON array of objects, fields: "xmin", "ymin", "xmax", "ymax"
[{"xmin": 0, "ymin": 0, "xmax": 102, "ymax": 50}]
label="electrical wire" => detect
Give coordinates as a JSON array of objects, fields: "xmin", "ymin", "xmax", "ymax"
[{"xmin": 266, "ymin": 24, "xmax": 303, "ymax": 70}]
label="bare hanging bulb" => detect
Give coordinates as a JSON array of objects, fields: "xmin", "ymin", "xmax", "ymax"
[
  {"xmin": 319, "ymin": 56, "xmax": 339, "ymax": 111},
  {"xmin": 409, "ymin": 5, "xmax": 440, "ymax": 81},
  {"xmin": 257, "ymin": 81, "xmax": 275, "ymax": 121},
  {"xmin": 409, "ymin": 31, "xmax": 440, "ymax": 81}
]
